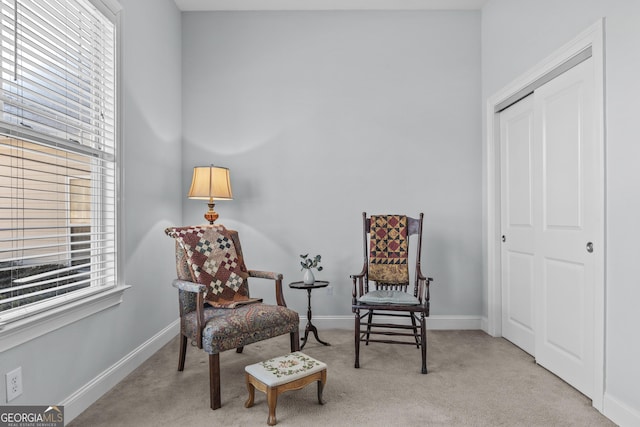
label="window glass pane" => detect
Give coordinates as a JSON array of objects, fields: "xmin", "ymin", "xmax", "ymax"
[{"xmin": 0, "ymin": 137, "xmax": 99, "ymax": 311}]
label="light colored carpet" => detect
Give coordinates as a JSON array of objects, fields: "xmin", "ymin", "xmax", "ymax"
[{"xmin": 69, "ymin": 329, "xmax": 615, "ymax": 426}]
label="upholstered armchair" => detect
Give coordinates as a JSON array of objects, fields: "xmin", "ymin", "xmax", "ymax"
[{"xmin": 166, "ymin": 224, "xmax": 300, "ymax": 410}]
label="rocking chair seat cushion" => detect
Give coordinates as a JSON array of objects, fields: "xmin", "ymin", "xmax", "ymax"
[
  {"xmin": 358, "ymin": 289, "xmax": 420, "ymax": 305},
  {"xmin": 183, "ymin": 303, "xmax": 299, "ymax": 354}
]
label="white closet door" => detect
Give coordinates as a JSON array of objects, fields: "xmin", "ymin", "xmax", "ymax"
[
  {"xmin": 501, "ymin": 57, "xmax": 598, "ymax": 398},
  {"xmin": 500, "ymin": 95, "xmax": 536, "ymax": 355},
  {"xmin": 533, "ymin": 57, "xmax": 597, "ymax": 398}
]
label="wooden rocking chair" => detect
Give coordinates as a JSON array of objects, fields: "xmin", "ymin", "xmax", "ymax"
[{"xmin": 350, "ymin": 212, "xmax": 433, "ymax": 373}]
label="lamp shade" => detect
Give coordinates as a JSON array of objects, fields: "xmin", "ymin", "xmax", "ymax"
[{"xmin": 188, "ymin": 165, "xmax": 233, "ymax": 201}]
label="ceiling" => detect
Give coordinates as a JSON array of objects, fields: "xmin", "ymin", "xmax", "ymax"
[{"xmin": 174, "ymin": 0, "xmax": 489, "ymax": 11}]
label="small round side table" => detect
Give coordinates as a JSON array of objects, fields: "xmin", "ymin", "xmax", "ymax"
[{"xmin": 289, "ymin": 281, "xmax": 331, "ymax": 349}]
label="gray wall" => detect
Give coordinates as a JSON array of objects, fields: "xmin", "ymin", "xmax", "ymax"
[
  {"xmin": 0, "ymin": 0, "xmax": 183, "ymax": 411},
  {"xmin": 181, "ymin": 11, "xmax": 483, "ymax": 318},
  {"xmin": 482, "ymin": 0, "xmax": 640, "ymax": 418}
]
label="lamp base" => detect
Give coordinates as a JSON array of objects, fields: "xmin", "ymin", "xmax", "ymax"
[{"xmin": 204, "ymin": 202, "xmax": 219, "ymax": 224}]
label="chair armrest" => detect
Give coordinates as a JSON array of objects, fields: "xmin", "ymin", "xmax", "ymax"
[
  {"xmin": 172, "ymin": 279, "xmax": 206, "ymax": 349},
  {"xmin": 349, "ymin": 270, "xmax": 366, "ymax": 280},
  {"xmin": 172, "ymin": 279, "xmax": 207, "ymax": 294},
  {"xmin": 417, "ymin": 272, "xmax": 434, "ymax": 284},
  {"xmin": 247, "ymin": 270, "xmax": 288, "ymax": 307},
  {"xmin": 416, "ymin": 267, "xmax": 433, "ymax": 309},
  {"xmin": 350, "ymin": 263, "xmax": 368, "ymax": 309},
  {"xmin": 248, "ymin": 270, "xmax": 283, "ymax": 281}
]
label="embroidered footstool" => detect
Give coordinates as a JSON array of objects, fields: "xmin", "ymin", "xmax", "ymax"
[{"xmin": 244, "ymin": 352, "xmax": 327, "ymax": 426}]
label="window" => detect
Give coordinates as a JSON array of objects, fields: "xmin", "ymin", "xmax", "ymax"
[{"xmin": 0, "ymin": 0, "xmax": 123, "ymax": 349}]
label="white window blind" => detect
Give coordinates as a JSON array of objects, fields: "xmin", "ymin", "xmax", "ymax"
[{"xmin": 0, "ymin": 0, "xmax": 117, "ymax": 315}]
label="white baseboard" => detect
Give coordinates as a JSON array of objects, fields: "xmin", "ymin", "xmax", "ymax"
[
  {"xmin": 480, "ymin": 316, "xmax": 489, "ymax": 333},
  {"xmin": 603, "ymin": 392, "xmax": 640, "ymax": 427},
  {"xmin": 303, "ymin": 314, "xmax": 483, "ymax": 330},
  {"xmin": 61, "ymin": 319, "xmax": 180, "ymax": 424}
]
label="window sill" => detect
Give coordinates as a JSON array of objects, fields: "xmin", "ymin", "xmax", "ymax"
[{"xmin": 0, "ymin": 285, "xmax": 130, "ymax": 353}]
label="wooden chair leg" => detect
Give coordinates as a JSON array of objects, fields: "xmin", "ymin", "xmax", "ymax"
[
  {"xmin": 178, "ymin": 334, "xmax": 187, "ymax": 372},
  {"xmin": 210, "ymin": 353, "xmax": 222, "ymax": 409},
  {"xmin": 354, "ymin": 311, "xmax": 361, "ymax": 369},
  {"xmin": 290, "ymin": 330, "xmax": 300, "ymax": 352},
  {"xmin": 420, "ymin": 314, "xmax": 427, "ymax": 374},
  {"xmin": 410, "ymin": 314, "xmax": 420, "ymax": 348},
  {"xmin": 365, "ymin": 310, "xmax": 373, "ymax": 345}
]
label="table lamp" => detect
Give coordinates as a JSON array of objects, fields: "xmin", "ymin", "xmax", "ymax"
[{"xmin": 188, "ymin": 165, "xmax": 233, "ymax": 224}]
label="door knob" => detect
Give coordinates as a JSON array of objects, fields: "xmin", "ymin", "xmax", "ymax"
[
  {"xmin": 586, "ymin": 242, "xmax": 593, "ymax": 253},
  {"xmin": 502, "ymin": 235, "xmax": 506, "ymax": 242}
]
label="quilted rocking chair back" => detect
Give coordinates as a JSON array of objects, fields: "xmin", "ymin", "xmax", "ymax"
[{"xmin": 365, "ymin": 214, "xmax": 423, "ymax": 294}]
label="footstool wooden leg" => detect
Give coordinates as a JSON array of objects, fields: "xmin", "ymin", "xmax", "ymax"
[
  {"xmin": 317, "ymin": 369, "xmax": 326, "ymax": 405},
  {"xmin": 245, "ymin": 374, "xmax": 255, "ymax": 408},
  {"xmin": 266, "ymin": 387, "xmax": 278, "ymax": 426}
]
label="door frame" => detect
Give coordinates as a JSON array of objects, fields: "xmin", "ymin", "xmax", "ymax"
[{"xmin": 485, "ymin": 20, "xmax": 605, "ymax": 410}]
